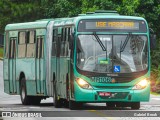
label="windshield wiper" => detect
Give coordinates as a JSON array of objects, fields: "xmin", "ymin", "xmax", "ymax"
[
  {"xmin": 93, "ymin": 32, "xmax": 106, "ymax": 51},
  {"xmin": 120, "ymin": 32, "xmax": 132, "ymax": 53},
  {"xmin": 93, "ymin": 32, "xmax": 110, "ymax": 72},
  {"xmin": 120, "ymin": 32, "xmax": 133, "ymax": 62}
]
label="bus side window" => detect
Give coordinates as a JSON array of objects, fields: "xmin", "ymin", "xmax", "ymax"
[
  {"xmin": 68, "ymin": 27, "xmax": 74, "ymax": 59},
  {"xmin": 41, "ymin": 37, "xmax": 44, "ymax": 58},
  {"xmin": 5, "ymin": 32, "xmax": 9, "ymax": 58},
  {"xmin": 18, "ymin": 32, "xmax": 26, "ymax": 58},
  {"xmin": 57, "ymin": 35, "xmax": 61, "ymax": 57},
  {"xmin": 26, "ymin": 31, "xmax": 35, "ymax": 58},
  {"xmin": 63, "ymin": 28, "xmax": 66, "ymax": 56},
  {"xmin": 9, "ymin": 38, "xmax": 16, "ymax": 59},
  {"xmin": 60, "ymin": 28, "xmax": 65, "ymax": 56},
  {"xmin": 9, "ymin": 39, "xmax": 13, "ymax": 59},
  {"xmin": 36, "ymin": 36, "xmax": 44, "ymax": 58},
  {"xmin": 52, "ymin": 29, "xmax": 57, "ymax": 56},
  {"xmin": 64, "ymin": 27, "xmax": 70, "ymax": 57}
]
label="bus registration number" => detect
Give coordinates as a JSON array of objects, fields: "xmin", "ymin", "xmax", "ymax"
[{"xmin": 99, "ymin": 92, "xmax": 111, "ymax": 96}]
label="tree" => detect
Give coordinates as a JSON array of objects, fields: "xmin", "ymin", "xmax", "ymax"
[
  {"xmin": 41, "ymin": 0, "xmax": 81, "ymax": 18},
  {"xmin": 0, "ymin": 0, "xmax": 43, "ymax": 33}
]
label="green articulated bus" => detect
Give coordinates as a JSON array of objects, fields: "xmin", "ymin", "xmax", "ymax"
[{"xmin": 3, "ymin": 10, "xmax": 156, "ymax": 110}]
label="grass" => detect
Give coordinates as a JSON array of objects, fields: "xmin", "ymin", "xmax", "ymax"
[
  {"xmin": 0, "ymin": 47, "xmax": 3, "ymax": 58},
  {"xmin": 150, "ymin": 91, "xmax": 160, "ymax": 96}
]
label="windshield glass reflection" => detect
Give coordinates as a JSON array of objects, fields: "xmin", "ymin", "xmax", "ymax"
[{"xmin": 76, "ymin": 34, "xmax": 148, "ymax": 73}]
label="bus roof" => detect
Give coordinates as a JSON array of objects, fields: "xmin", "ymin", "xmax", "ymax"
[
  {"xmin": 5, "ymin": 10, "xmax": 146, "ymax": 31},
  {"xmin": 53, "ymin": 10, "xmax": 146, "ymax": 26},
  {"xmin": 75, "ymin": 13, "xmax": 145, "ymax": 21},
  {"xmin": 5, "ymin": 21, "xmax": 51, "ymax": 31}
]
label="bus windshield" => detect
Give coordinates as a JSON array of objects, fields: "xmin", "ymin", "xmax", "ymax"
[{"xmin": 76, "ymin": 34, "xmax": 148, "ymax": 73}]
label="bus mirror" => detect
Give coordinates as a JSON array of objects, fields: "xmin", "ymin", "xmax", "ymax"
[
  {"xmin": 69, "ymin": 33, "xmax": 74, "ymax": 50},
  {"xmin": 149, "ymin": 28, "xmax": 156, "ymax": 49}
]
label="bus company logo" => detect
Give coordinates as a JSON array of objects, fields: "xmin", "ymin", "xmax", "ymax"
[
  {"xmin": 91, "ymin": 77, "xmax": 116, "ymax": 83},
  {"xmin": 2, "ymin": 112, "xmax": 11, "ymax": 117}
]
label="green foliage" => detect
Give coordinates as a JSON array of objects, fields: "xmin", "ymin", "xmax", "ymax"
[
  {"xmin": 0, "ymin": 0, "xmax": 43, "ymax": 33},
  {"xmin": 0, "ymin": 0, "xmax": 159, "ymax": 35},
  {"xmin": 118, "ymin": 0, "xmax": 140, "ymax": 15},
  {"xmin": 41, "ymin": 0, "xmax": 81, "ymax": 18},
  {"xmin": 81, "ymin": 0, "xmax": 120, "ymax": 13}
]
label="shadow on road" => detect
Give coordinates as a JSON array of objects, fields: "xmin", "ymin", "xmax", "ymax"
[{"xmin": 38, "ymin": 102, "xmax": 131, "ymax": 110}]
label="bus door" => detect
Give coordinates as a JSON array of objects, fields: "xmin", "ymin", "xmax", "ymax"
[
  {"xmin": 36, "ymin": 36, "xmax": 44, "ymax": 94},
  {"xmin": 59, "ymin": 27, "xmax": 71, "ymax": 99},
  {"xmin": 9, "ymin": 38, "xmax": 17, "ymax": 93}
]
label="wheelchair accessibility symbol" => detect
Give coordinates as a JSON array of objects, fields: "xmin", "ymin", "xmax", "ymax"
[{"xmin": 114, "ymin": 66, "xmax": 120, "ymax": 72}]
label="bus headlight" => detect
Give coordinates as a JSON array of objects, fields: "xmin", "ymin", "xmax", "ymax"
[
  {"xmin": 132, "ymin": 78, "xmax": 149, "ymax": 90},
  {"xmin": 76, "ymin": 78, "xmax": 92, "ymax": 89}
]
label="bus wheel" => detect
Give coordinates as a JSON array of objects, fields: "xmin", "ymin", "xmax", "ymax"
[
  {"xmin": 32, "ymin": 97, "xmax": 41, "ymax": 105},
  {"xmin": 20, "ymin": 78, "xmax": 31, "ymax": 105},
  {"xmin": 131, "ymin": 102, "xmax": 140, "ymax": 110},
  {"xmin": 53, "ymin": 87, "xmax": 61, "ymax": 108},
  {"xmin": 106, "ymin": 102, "xmax": 116, "ymax": 108},
  {"xmin": 69, "ymin": 100, "xmax": 77, "ymax": 110},
  {"xmin": 69, "ymin": 100, "xmax": 83, "ymax": 110}
]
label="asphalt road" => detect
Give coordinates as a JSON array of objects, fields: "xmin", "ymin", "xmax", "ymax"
[{"xmin": 0, "ymin": 61, "xmax": 160, "ymax": 120}]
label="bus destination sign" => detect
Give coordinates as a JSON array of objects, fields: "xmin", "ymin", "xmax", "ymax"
[
  {"xmin": 86, "ymin": 21, "xmax": 139, "ymax": 30},
  {"xmin": 78, "ymin": 19, "xmax": 147, "ymax": 32}
]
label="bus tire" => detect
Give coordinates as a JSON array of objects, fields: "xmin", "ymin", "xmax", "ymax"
[
  {"xmin": 32, "ymin": 97, "xmax": 41, "ymax": 105},
  {"xmin": 20, "ymin": 78, "xmax": 31, "ymax": 105},
  {"xmin": 106, "ymin": 102, "xmax": 116, "ymax": 108},
  {"xmin": 53, "ymin": 85, "xmax": 61, "ymax": 108},
  {"xmin": 131, "ymin": 102, "xmax": 140, "ymax": 110},
  {"xmin": 69, "ymin": 100, "xmax": 83, "ymax": 110},
  {"xmin": 69, "ymin": 100, "xmax": 76, "ymax": 110},
  {"xmin": 63, "ymin": 99, "xmax": 69, "ymax": 108}
]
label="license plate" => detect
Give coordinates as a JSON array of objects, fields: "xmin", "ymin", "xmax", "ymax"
[{"xmin": 99, "ymin": 92, "xmax": 111, "ymax": 96}]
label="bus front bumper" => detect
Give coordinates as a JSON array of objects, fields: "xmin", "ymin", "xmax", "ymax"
[{"xmin": 74, "ymin": 83, "xmax": 150, "ymax": 102}]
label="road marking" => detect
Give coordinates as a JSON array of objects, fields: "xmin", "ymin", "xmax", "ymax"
[
  {"xmin": 88, "ymin": 110, "xmax": 115, "ymax": 120},
  {"xmin": 151, "ymin": 98, "xmax": 160, "ymax": 100}
]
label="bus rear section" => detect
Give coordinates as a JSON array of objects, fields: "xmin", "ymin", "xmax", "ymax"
[{"xmin": 3, "ymin": 21, "xmax": 49, "ymax": 105}]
